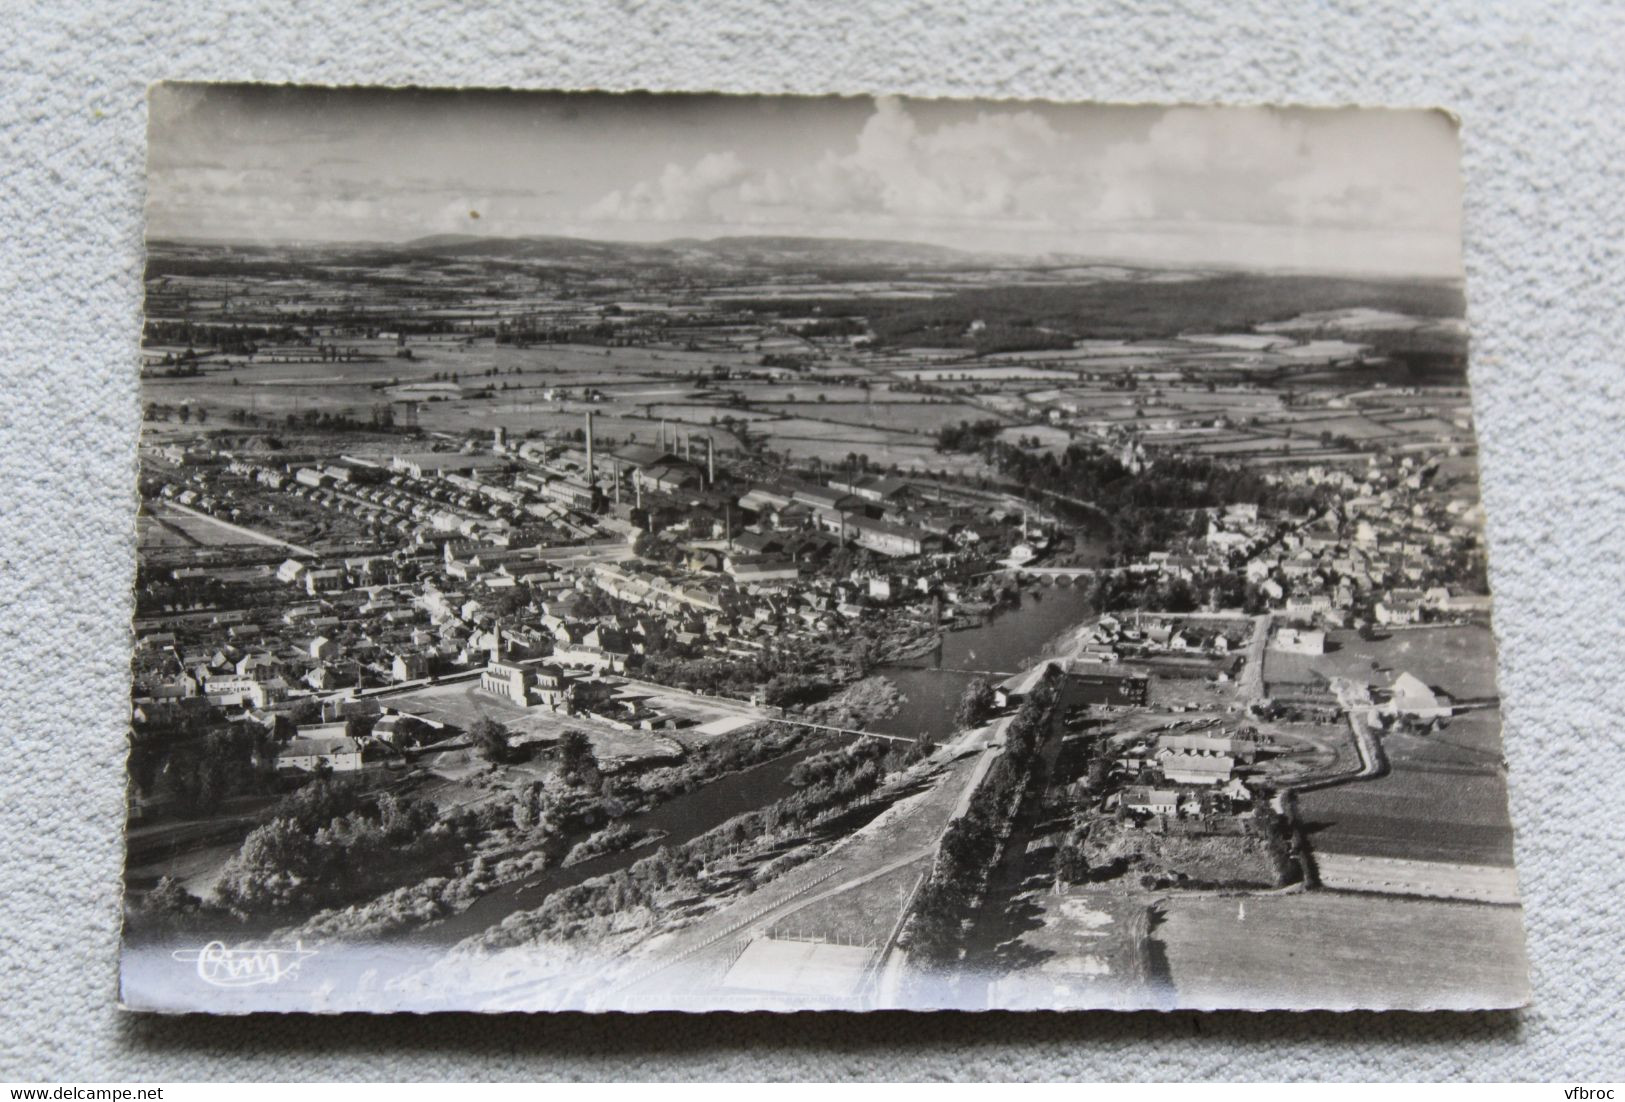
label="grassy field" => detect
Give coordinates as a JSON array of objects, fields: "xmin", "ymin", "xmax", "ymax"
[
  {"xmin": 1153, "ymin": 892, "xmax": 1529, "ymax": 1010},
  {"xmin": 1263, "ymin": 624, "xmax": 1502, "ymax": 700},
  {"xmin": 136, "ymin": 508, "xmax": 196, "ymax": 549}
]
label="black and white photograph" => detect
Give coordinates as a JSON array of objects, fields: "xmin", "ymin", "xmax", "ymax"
[{"xmin": 120, "ymin": 84, "xmax": 1530, "ymax": 1014}]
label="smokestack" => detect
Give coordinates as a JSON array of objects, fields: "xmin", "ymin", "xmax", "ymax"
[
  {"xmin": 706, "ymin": 436, "xmax": 715, "ymax": 485},
  {"xmin": 661, "ymin": 419, "xmax": 669, "ymax": 451},
  {"xmin": 585, "ymin": 410, "xmax": 595, "ymax": 485},
  {"xmin": 635, "ymin": 470, "xmax": 643, "ymax": 509},
  {"xmin": 685, "ymin": 434, "xmax": 692, "ymax": 462},
  {"xmin": 613, "ymin": 458, "xmax": 622, "ymax": 504}
]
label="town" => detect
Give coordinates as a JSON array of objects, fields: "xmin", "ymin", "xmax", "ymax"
[{"xmin": 123, "ymin": 232, "xmax": 1526, "ymax": 1012}]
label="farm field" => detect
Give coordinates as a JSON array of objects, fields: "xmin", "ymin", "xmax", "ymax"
[
  {"xmin": 1263, "ymin": 624, "xmax": 1502, "ymax": 700},
  {"xmin": 996, "ymin": 424, "xmax": 1074, "ymax": 451},
  {"xmin": 1283, "ymin": 414, "xmax": 1406, "ymax": 440},
  {"xmin": 1298, "ymin": 757, "xmax": 1516, "ymax": 867},
  {"xmin": 1313, "ymin": 851, "xmax": 1520, "ymax": 903},
  {"xmin": 1152, "ymin": 892, "xmax": 1529, "ymax": 1010},
  {"xmin": 724, "ymin": 383, "xmax": 926, "ymax": 404},
  {"xmin": 759, "ymin": 401, "xmax": 996, "ymax": 433},
  {"xmin": 637, "ymin": 403, "xmax": 780, "ymax": 423},
  {"xmin": 763, "ymin": 417, "xmax": 927, "ymax": 445},
  {"xmin": 903, "ymin": 366, "xmax": 1082, "ymax": 382},
  {"xmin": 1192, "ymin": 436, "xmax": 1301, "ymax": 455}
]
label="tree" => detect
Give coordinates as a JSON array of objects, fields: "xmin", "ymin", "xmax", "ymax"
[
  {"xmin": 469, "ymin": 716, "xmax": 513, "ymax": 763},
  {"xmin": 849, "ymin": 635, "xmax": 876, "ymax": 677},
  {"xmin": 557, "ymin": 729, "xmax": 600, "ymax": 788},
  {"xmin": 955, "ymin": 677, "xmax": 995, "ymax": 729},
  {"xmin": 139, "ymin": 875, "xmax": 204, "ymax": 927},
  {"xmin": 1055, "ymin": 843, "xmax": 1091, "ymax": 884},
  {"xmin": 511, "ymin": 781, "xmax": 553, "ymax": 831},
  {"xmin": 214, "ymin": 817, "xmax": 323, "ymax": 913}
]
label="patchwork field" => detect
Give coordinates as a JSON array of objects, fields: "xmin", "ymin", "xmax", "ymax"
[{"xmin": 1299, "ymin": 759, "xmax": 1516, "ymax": 867}]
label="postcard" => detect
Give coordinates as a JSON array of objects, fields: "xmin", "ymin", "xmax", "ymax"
[{"xmin": 122, "ymin": 85, "xmax": 1527, "ymax": 1012}]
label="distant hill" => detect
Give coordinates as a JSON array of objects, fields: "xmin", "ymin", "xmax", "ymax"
[{"xmin": 392, "ymin": 232, "xmax": 973, "ymax": 270}]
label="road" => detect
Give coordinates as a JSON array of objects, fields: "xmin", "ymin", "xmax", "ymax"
[
  {"xmin": 1236, "ymin": 612, "xmax": 1272, "ymax": 704},
  {"xmin": 1326, "ymin": 678, "xmax": 1389, "ymax": 783}
]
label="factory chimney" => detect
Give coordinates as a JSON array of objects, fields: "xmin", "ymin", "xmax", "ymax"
[
  {"xmin": 684, "ymin": 434, "xmax": 692, "ymax": 462},
  {"xmin": 635, "ymin": 470, "xmax": 643, "ymax": 510},
  {"xmin": 584, "ymin": 410, "xmax": 596, "ymax": 485},
  {"xmin": 706, "ymin": 436, "xmax": 715, "ymax": 485},
  {"xmin": 613, "ymin": 457, "xmax": 622, "ymax": 504},
  {"xmin": 661, "ymin": 419, "xmax": 669, "ymax": 451}
]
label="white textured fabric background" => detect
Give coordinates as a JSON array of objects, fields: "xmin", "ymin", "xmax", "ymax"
[{"xmin": 2, "ymin": 0, "xmax": 1622, "ymax": 1081}]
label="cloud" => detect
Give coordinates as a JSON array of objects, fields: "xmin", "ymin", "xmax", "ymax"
[
  {"xmin": 1091, "ymin": 107, "xmax": 1458, "ymax": 233},
  {"xmin": 574, "ymin": 98, "xmax": 1457, "ymax": 266},
  {"xmin": 741, "ymin": 96, "xmax": 1063, "ymax": 222},
  {"xmin": 583, "ymin": 151, "xmax": 747, "ymax": 222},
  {"xmin": 581, "ymin": 97, "xmax": 1068, "ymax": 231},
  {"xmin": 144, "ymin": 91, "xmax": 1460, "ymax": 274}
]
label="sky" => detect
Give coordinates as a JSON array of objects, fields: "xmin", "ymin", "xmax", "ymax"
[{"xmin": 147, "ymin": 85, "xmax": 1465, "ymax": 277}]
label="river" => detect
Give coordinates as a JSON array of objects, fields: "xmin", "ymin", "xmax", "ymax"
[
  {"xmin": 871, "ymin": 584, "xmax": 1096, "ymax": 740},
  {"xmin": 412, "ymin": 582, "xmax": 1095, "ymax": 946},
  {"xmin": 417, "ymin": 735, "xmax": 846, "ymax": 945}
]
